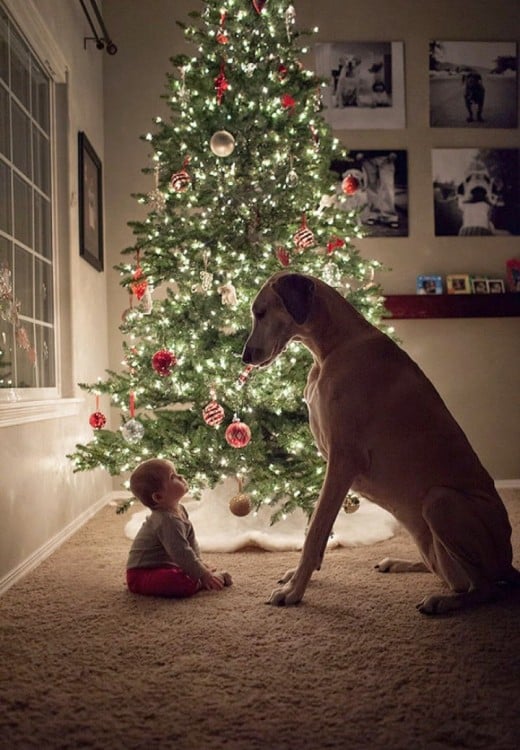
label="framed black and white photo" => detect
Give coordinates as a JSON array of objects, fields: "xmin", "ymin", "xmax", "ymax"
[
  {"xmin": 432, "ymin": 148, "xmax": 520, "ymax": 237},
  {"xmin": 315, "ymin": 42, "xmax": 406, "ymax": 129},
  {"xmin": 429, "ymin": 41, "xmax": 518, "ymax": 128},
  {"xmin": 330, "ymin": 149, "xmax": 408, "ymax": 237},
  {"xmin": 78, "ymin": 131, "xmax": 104, "ymax": 271}
]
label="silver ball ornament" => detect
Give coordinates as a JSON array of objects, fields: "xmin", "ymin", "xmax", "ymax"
[
  {"xmin": 121, "ymin": 419, "xmax": 145, "ymax": 443},
  {"xmin": 210, "ymin": 130, "xmax": 236, "ymax": 157}
]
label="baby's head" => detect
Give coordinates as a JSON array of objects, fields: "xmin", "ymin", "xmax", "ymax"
[{"xmin": 129, "ymin": 458, "xmax": 178, "ymax": 509}]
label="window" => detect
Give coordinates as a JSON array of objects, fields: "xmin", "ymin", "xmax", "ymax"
[{"xmin": 0, "ymin": 4, "xmax": 55, "ymax": 395}]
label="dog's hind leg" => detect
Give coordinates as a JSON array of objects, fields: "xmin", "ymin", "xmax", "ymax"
[{"xmin": 415, "ymin": 486, "xmax": 514, "ymax": 615}]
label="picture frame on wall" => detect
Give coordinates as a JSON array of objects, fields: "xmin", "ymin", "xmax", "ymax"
[
  {"xmin": 330, "ymin": 149, "xmax": 408, "ymax": 237},
  {"xmin": 429, "ymin": 41, "xmax": 518, "ymax": 128},
  {"xmin": 314, "ymin": 41, "xmax": 406, "ymax": 129},
  {"xmin": 432, "ymin": 148, "xmax": 520, "ymax": 237},
  {"xmin": 78, "ymin": 131, "xmax": 104, "ymax": 272}
]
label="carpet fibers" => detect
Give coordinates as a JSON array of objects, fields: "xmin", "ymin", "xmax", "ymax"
[{"xmin": 1, "ymin": 491, "xmax": 519, "ymax": 750}]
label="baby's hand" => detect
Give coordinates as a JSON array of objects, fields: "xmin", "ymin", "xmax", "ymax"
[{"xmin": 200, "ymin": 570, "xmax": 225, "ymax": 591}]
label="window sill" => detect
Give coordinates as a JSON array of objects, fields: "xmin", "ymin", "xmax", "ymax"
[{"xmin": 0, "ymin": 398, "xmax": 83, "ymax": 427}]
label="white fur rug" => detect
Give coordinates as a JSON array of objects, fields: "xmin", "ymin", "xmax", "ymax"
[{"xmin": 120, "ymin": 477, "xmax": 397, "ymax": 552}]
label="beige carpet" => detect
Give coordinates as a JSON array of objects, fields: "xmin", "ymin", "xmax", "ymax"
[{"xmin": 1, "ymin": 490, "xmax": 520, "ymax": 750}]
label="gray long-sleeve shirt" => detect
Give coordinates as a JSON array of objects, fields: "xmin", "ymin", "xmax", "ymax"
[{"xmin": 126, "ymin": 505, "xmax": 206, "ymax": 581}]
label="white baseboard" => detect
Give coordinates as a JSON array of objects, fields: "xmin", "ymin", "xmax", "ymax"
[
  {"xmin": 0, "ymin": 493, "xmax": 112, "ymax": 597},
  {"xmin": 495, "ymin": 479, "xmax": 520, "ymax": 489}
]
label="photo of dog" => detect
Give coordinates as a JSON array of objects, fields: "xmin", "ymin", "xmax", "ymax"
[
  {"xmin": 429, "ymin": 41, "xmax": 517, "ymax": 128},
  {"xmin": 315, "ymin": 42, "xmax": 406, "ymax": 129},
  {"xmin": 432, "ymin": 148, "xmax": 520, "ymax": 236},
  {"xmin": 330, "ymin": 150, "xmax": 408, "ymax": 237}
]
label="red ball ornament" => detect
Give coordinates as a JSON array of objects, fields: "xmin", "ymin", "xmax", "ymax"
[
  {"xmin": 89, "ymin": 411, "xmax": 106, "ymax": 429},
  {"xmin": 151, "ymin": 349, "xmax": 177, "ymax": 376},
  {"xmin": 203, "ymin": 400, "xmax": 225, "ymax": 427},
  {"xmin": 281, "ymin": 93, "xmax": 296, "ymax": 112},
  {"xmin": 225, "ymin": 419, "xmax": 251, "ymax": 449},
  {"xmin": 342, "ymin": 173, "xmax": 360, "ymax": 195}
]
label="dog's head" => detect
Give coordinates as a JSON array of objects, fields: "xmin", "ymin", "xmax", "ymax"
[
  {"xmin": 242, "ymin": 272, "xmax": 315, "ymax": 368},
  {"xmin": 343, "ymin": 55, "xmax": 361, "ymax": 75},
  {"xmin": 457, "ymin": 170, "xmax": 500, "ymax": 205}
]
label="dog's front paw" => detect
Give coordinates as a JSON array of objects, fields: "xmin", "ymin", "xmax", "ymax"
[
  {"xmin": 277, "ymin": 568, "xmax": 295, "ymax": 584},
  {"xmin": 416, "ymin": 594, "xmax": 453, "ymax": 615},
  {"xmin": 267, "ymin": 583, "xmax": 302, "ymax": 606}
]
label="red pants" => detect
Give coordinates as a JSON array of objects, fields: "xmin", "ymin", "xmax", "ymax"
[{"xmin": 127, "ymin": 566, "xmax": 201, "ymax": 598}]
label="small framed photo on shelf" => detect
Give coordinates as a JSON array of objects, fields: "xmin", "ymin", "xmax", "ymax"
[
  {"xmin": 506, "ymin": 258, "xmax": 520, "ymax": 291},
  {"xmin": 446, "ymin": 274, "xmax": 471, "ymax": 294},
  {"xmin": 488, "ymin": 279, "xmax": 505, "ymax": 294},
  {"xmin": 472, "ymin": 278, "xmax": 489, "ymax": 294},
  {"xmin": 417, "ymin": 275, "xmax": 443, "ymax": 294}
]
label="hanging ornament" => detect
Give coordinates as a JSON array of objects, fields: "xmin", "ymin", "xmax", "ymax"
[
  {"xmin": 177, "ymin": 65, "xmax": 188, "ymax": 104},
  {"xmin": 237, "ymin": 364, "xmax": 254, "ymax": 388},
  {"xmin": 130, "ymin": 254, "xmax": 149, "ymax": 301},
  {"xmin": 216, "ymin": 10, "xmax": 229, "ymax": 44},
  {"xmin": 286, "ymin": 155, "xmax": 298, "ymax": 187},
  {"xmin": 253, "ymin": 0, "xmax": 267, "ymax": 13},
  {"xmin": 281, "ymin": 93, "xmax": 296, "ymax": 113},
  {"xmin": 322, "ymin": 261, "xmax": 342, "ymax": 288},
  {"xmin": 309, "ymin": 124, "xmax": 320, "ymax": 151},
  {"xmin": 218, "ymin": 281, "xmax": 238, "ymax": 307},
  {"xmin": 151, "ymin": 349, "xmax": 177, "ymax": 376},
  {"xmin": 229, "ymin": 478, "xmax": 252, "ymax": 517},
  {"xmin": 170, "ymin": 156, "xmax": 191, "ymax": 192},
  {"xmin": 342, "ymin": 172, "xmax": 360, "ymax": 195},
  {"xmin": 147, "ymin": 165, "xmax": 167, "ymax": 212},
  {"xmin": 343, "ymin": 494, "xmax": 360, "ymax": 514},
  {"xmin": 202, "ymin": 385, "xmax": 225, "ymax": 427},
  {"xmin": 275, "ymin": 246, "xmax": 291, "ymax": 267},
  {"xmin": 278, "ymin": 63, "xmax": 288, "ymax": 81},
  {"xmin": 210, "ymin": 130, "xmax": 236, "ymax": 157},
  {"xmin": 225, "ymin": 416, "xmax": 251, "ymax": 448},
  {"xmin": 214, "ymin": 62, "xmax": 229, "ymax": 105},
  {"xmin": 89, "ymin": 396, "xmax": 106, "ymax": 430},
  {"xmin": 293, "ymin": 214, "xmax": 315, "ymax": 251},
  {"xmin": 121, "ymin": 392, "xmax": 145, "ymax": 443},
  {"xmin": 327, "ymin": 236, "xmax": 346, "ymax": 255},
  {"xmin": 285, "ymin": 4, "xmax": 296, "ymax": 40}
]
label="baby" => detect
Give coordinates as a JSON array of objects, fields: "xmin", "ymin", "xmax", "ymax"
[{"xmin": 126, "ymin": 458, "xmax": 232, "ymax": 597}]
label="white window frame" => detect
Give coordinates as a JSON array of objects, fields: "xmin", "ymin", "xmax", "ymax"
[{"xmin": 0, "ymin": 0, "xmax": 80, "ymax": 425}]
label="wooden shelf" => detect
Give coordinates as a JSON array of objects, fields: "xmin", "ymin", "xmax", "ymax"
[{"xmin": 384, "ymin": 293, "xmax": 520, "ymax": 320}]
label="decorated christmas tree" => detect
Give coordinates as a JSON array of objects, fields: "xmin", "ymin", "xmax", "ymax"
[{"xmin": 69, "ymin": 0, "xmax": 386, "ymax": 521}]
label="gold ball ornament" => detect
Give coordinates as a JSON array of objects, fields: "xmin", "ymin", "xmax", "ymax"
[
  {"xmin": 229, "ymin": 493, "xmax": 252, "ymax": 517},
  {"xmin": 210, "ymin": 130, "xmax": 236, "ymax": 157},
  {"xmin": 343, "ymin": 495, "xmax": 360, "ymax": 514}
]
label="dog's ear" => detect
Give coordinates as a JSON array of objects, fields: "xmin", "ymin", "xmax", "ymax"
[
  {"xmin": 273, "ymin": 274, "xmax": 315, "ymax": 325},
  {"xmin": 457, "ymin": 182, "xmax": 465, "ymax": 196}
]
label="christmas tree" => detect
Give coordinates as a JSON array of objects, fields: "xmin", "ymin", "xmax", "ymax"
[{"xmin": 69, "ymin": 0, "xmax": 386, "ymax": 521}]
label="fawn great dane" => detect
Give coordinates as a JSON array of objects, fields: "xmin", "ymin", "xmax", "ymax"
[{"xmin": 242, "ymin": 271, "xmax": 518, "ymax": 614}]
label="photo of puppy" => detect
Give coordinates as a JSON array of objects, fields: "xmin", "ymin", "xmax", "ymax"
[
  {"xmin": 432, "ymin": 148, "xmax": 520, "ymax": 236},
  {"xmin": 462, "ymin": 70, "xmax": 485, "ymax": 122},
  {"xmin": 332, "ymin": 55, "xmax": 362, "ymax": 107}
]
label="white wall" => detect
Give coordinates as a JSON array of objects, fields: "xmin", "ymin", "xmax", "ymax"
[{"xmin": 0, "ymin": 0, "xmax": 112, "ymax": 590}]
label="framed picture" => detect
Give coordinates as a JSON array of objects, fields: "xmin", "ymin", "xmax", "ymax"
[
  {"xmin": 506, "ymin": 259, "xmax": 520, "ymax": 291},
  {"xmin": 314, "ymin": 41, "xmax": 406, "ymax": 129},
  {"xmin": 472, "ymin": 278, "xmax": 489, "ymax": 294},
  {"xmin": 432, "ymin": 148, "xmax": 520, "ymax": 237},
  {"xmin": 488, "ymin": 279, "xmax": 505, "ymax": 293},
  {"xmin": 429, "ymin": 41, "xmax": 518, "ymax": 128},
  {"xmin": 330, "ymin": 150, "xmax": 408, "ymax": 237},
  {"xmin": 417, "ymin": 275, "xmax": 443, "ymax": 295},
  {"xmin": 78, "ymin": 131, "xmax": 104, "ymax": 271},
  {"xmin": 446, "ymin": 274, "xmax": 471, "ymax": 294}
]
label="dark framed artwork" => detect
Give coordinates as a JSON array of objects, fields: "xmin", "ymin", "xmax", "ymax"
[
  {"xmin": 330, "ymin": 150, "xmax": 408, "ymax": 237},
  {"xmin": 78, "ymin": 131, "xmax": 104, "ymax": 271},
  {"xmin": 429, "ymin": 41, "xmax": 518, "ymax": 128},
  {"xmin": 314, "ymin": 41, "xmax": 406, "ymax": 129},
  {"xmin": 432, "ymin": 148, "xmax": 520, "ymax": 237}
]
